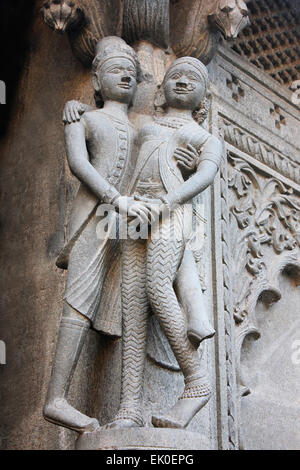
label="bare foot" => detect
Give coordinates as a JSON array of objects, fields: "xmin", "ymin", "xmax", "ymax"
[
  {"xmin": 152, "ymin": 381, "xmax": 211, "ymax": 429},
  {"xmin": 44, "ymin": 398, "xmax": 100, "ymax": 434}
]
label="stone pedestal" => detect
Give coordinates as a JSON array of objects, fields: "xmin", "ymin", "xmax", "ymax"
[{"xmin": 76, "ymin": 428, "xmax": 211, "ymax": 451}]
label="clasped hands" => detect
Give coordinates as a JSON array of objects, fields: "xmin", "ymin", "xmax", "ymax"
[
  {"xmin": 116, "ymin": 195, "xmax": 164, "ymax": 226},
  {"xmin": 62, "ymin": 100, "xmax": 199, "ymax": 225},
  {"xmin": 115, "ymin": 144, "xmax": 199, "ymax": 226}
]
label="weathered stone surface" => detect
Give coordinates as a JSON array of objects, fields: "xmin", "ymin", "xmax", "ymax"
[
  {"xmin": 41, "ymin": 0, "xmax": 250, "ymax": 66},
  {"xmin": 209, "ymin": 43, "xmax": 300, "ymax": 450},
  {"xmin": 230, "ymin": 0, "xmax": 300, "ymax": 88},
  {"xmin": 240, "ymin": 273, "xmax": 300, "ymax": 450},
  {"xmin": 0, "ymin": 0, "xmax": 299, "ymax": 452},
  {"xmin": 43, "ymin": 33, "xmax": 221, "ymax": 444},
  {"xmin": 0, "ymin": 1, "xmax": 95, "ymax": 450},
  {"xmin": 170, "ymin": 0, "xmax": 249, "ymax": 64},
  {"xmin": 76, "ymin": 428, "xmax": 211, "ymax": 450}
]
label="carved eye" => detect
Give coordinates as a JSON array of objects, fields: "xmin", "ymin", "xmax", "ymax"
[
  {"xmin": 171, "ymin": 73, "xmax": 181, "ymax": 80},
  {"xmin": 219, "ymin": 0, "xmax": 236, "ymax": 13},
  {"xmin": 187, "ymin": 73, "xmax": 198, "ymax": 81}
]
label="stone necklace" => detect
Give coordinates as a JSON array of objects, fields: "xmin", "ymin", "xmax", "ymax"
[{"xmin": 154, "ymin": 115, "xmax": 192, "ymax": 129}]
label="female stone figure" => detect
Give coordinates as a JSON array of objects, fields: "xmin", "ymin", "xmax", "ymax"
[
  {"xmin": 43, "ymin": 36, "xmax": 152, "ymax": 434},
  {"xmin": 107, "ymin": 57, "xmax": 222, "ymax": 430}
]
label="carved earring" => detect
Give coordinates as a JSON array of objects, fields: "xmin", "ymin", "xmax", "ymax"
[
  {"xmin": 154, "ymin": 85, "xmax": 167, "ymax": 113},
  {"xmin": 193, "ymin": 92, "xmax": 211, "ymax": 125},
  {"xmin": 92, "ymin": 74, "xmax": 103, "ymax": 108},
  {"xmin": 92, "ymin": 73, "xmax": 100, "ymax": 92}
]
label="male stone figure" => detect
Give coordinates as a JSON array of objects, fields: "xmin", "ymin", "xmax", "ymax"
[
  {"xmin": 43, "ymin": 36, "xmax": 152, "ymax": 433},
  {"xmin": 106, "ymin": 57, "xmax": 222, "ymax": 430}
]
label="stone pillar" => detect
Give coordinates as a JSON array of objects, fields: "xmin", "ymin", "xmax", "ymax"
[{"xmin": 209, "ymin": 44, "xmax": 300, "ymax": 450}]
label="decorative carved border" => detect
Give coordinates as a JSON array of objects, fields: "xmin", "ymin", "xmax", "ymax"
[
  {"xmin": 218, "ymin": 116, "xmax": 300, "ymax": 449},
  {"xmin": 221, "ymin": 118, "xmax": 300, "ymax": 185},
  {"xmin": 219, "ymin": 151, "xmax": 239, "ymax": 450}
]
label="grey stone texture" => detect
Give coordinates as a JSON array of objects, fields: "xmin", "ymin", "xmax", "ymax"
[
  {"xmin": 0, "ymin": 0, "xmax": 299, "ymax": 451},
  {"xmin": 41, "ymin": 0, "xmax": 250, "ymax": 66},
  {"xmin": 0, "ymin": 2, "xmax": 97, "ymax": 450},
  {"xmin": 241, "ymin": 273, "xmax": 300, "ymax": 450},
  {"xmin": 76, "ymin": 428, "xmax": 211, "ymax": 450},
  {"xmin": 41, "ymin": 34, "xmax": 221, "ymax": 445},
  {"xmin": 210, "ymin": 45, "xmax": 300, "ymax": 450}
]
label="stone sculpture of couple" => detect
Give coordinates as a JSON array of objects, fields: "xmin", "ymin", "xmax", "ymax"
[{"xmin": 43, "ymin": 36, "xmax": 222, "ymax": 435}]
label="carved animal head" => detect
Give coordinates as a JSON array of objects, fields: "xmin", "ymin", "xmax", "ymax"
[
  {"xmin": 209, "ymin": 0, "xmax": 250, "ymax": 39},
  {"xmin": 41, "ymin": 0, "xmax": 84, "ymax": 34}
]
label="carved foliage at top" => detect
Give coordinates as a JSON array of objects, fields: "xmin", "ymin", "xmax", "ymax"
[
  {"xmin": 226, "ymin": 150, "xmax": 300, "ymax": 448},
  {"xmin": 219, "ymin": 123, "xmax": 300, "ymax": 447},
  {"xmin": 42, "ymin": 0, "xmax": 123, "ymax": 66},
  {"xmin": 41, "ymin": 0, "xmax": 250, "ymax": 66},
  {"xmin": 170, "ymin": 0, "xmax": 250, "ymax": 64},
  {"xmin": 42, "ymin": 0, "xmax": 84, "ymax": 34},
  {"xmin": 208, "ymin": 0, "xmax": 249, "ymax": 39},
  {"xmin": 122, "ymin": 0, "xmax": 170, "ymax": 50}
]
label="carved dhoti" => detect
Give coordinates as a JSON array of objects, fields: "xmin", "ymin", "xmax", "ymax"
[{"xmin": 63, "ymin": 210, "xmax": 123, "ymax": 337}]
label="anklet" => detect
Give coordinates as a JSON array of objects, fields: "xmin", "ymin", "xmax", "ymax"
[
  {"xmin": 184, "ymin": 373, "xmax": 203, "ymax": 385},
  {"xmin": 180, "ymin": 383, "xmax": 211, "ymax": 399},
  {"xmin": 114, "ymin": 408, "xmax": 144, "ymax": 427}
]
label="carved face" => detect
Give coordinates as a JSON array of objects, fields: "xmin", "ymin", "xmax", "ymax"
[
  {"xmin": 163, "ymin": 63, "xmax": 206, "ymax": 111},
  {"xmin": 209, "ymin": 0, "xmax": 250, "ymax": 39},
  {"xmin": 95, "ymin": 57, "xmax": 137, "ymax": 105}
]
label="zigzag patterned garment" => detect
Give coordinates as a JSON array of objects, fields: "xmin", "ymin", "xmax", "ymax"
[{"xmin": 118, "ymin": 212, "xmax": 202, "ymax": 423}]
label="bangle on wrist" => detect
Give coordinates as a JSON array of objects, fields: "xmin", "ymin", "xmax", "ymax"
[
  {"xmin": 104, "ymin": 186, "xmax": 120, "ymax": 206},
  {"xmin": 159, "ymin": 195, "xmax": 172, "ymax": 210}
]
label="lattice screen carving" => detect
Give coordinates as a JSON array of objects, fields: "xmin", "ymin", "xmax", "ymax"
[{"xmin": 229, "ymin": 0, "xmax": 300, "ymax": 88}]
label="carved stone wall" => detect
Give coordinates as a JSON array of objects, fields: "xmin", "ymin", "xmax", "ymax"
[
  {"xmin": 0, "ymin": 1, "xmax": 103, "ymax": 450},
  {"xmin": 209, "ymin": 43, "xmax": 300, "ymax": 449},
  {"xmin": 241, "ymin": 273, "xmax": 300, "ymax": 449},
  {"xmin": 0, "ymin": 2, "xmax": 299, "ymax": 451},
  {"xmin": 229, "ymin": 0, "xmax": 300, "ymax": 88}
]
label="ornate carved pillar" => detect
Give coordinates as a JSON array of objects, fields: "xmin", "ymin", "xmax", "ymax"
[
  {"xmin": 210, "ymin": 43, "xmax": 300, "ymax": 449},
  {"xmin": 38, "ymin": 0, "xmax": 300, "ymax": 452}
]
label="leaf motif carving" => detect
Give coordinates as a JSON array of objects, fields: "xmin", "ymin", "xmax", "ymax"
[{"xmin": 227, "ymin": 153, "xmax": 300, "ymax": 324}]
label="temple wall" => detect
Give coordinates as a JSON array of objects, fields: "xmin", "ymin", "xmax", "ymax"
[
  {"xmin": 209, "ymin": 46, "xmax": 300, "ymax": 450},
  {"xmin": 0, "ymin": 3, "xmax": 97, "ymax": 450}
]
